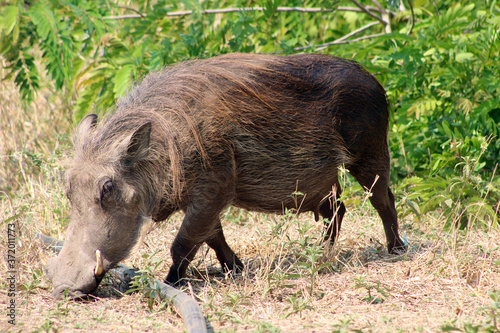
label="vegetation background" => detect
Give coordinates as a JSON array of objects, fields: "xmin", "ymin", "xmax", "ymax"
[{"xmin": 1, "ymin": 0, "xmax": 499, "ymax": 331}]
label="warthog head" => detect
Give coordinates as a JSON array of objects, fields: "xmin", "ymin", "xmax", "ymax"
[{"xmin": 47, "ymin": 114, "xmax": 154, "ymax": 299}]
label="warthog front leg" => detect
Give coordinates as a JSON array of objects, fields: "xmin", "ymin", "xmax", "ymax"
[{"xmin": 165, "ymin": 193, "xmax": 238, "ymax": 285}]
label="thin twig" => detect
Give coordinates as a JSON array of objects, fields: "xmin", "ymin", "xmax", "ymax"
[
  {"xmin": 339, "ymin": 6, "xmax": 381, "ymax": 14},
  {"xmin": 271, "ymin": 30, "xmax": 385, "ymax": 54},
  {"xmin": 313, "ymin": 33, "xmax": 386, "ymax": 51},
  {"xmin": 369, "ymin": 0, "xmax": 385, "ymax": 13},
  {"xmin": 349, "ymin": 0, "xmax": 384, "ymax": 24},
  {"xmin": 170, "ymin": 7, "xmax": 333, "ymax": 15},
  {"xmin": 369, "ymin": 0, "xmax": 392, "ymax": 33},
  {"xmin": 406, "ymin": 0, "xmax": 415, "ymax": 35},
  {"xmin": 328, "ymin": 21, "xmax": 380, "ymax": 43},
  {"xmin": 431, "ymin": 0, "xmax": 440, "ymax": 15},
  {"xmin": 114, "ymin": 5, "xmax": 146, "ymax": 18},
  {"xmin": 104, "ymin": 14, "xmax": 143, "ymax": 19}
]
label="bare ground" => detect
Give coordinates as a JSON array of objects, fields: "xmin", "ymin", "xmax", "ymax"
[{"xmin": 2, "ymin": 192, "xmax": 500, "ymax": 332}]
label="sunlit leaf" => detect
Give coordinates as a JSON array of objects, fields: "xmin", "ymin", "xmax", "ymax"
[
  {"xmin": 113, "ymin": 64, "xmax": 134, "ymax": 97},
  {"xmin": 0, "ymin": 6, "xmax": 18, "ymax": 35}
]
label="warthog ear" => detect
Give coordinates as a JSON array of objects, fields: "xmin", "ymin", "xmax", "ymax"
[
  {"xmin": 76, "ymin": 114, "xmax": 98, "ymax": 138},
  {"xmin": 75, "ymin": 114, "xmax": 98, "ymax": 150},
  {"xmin": 122, "ymin": 122, "xmax": 152, "ymax": 167}
]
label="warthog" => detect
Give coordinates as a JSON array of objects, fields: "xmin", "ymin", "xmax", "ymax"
[{"xmin": 47, "ymin": 53, "xmax": 406, "ymax": 299}]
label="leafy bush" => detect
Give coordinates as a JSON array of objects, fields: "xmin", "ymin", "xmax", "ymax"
[
  {"xmin": 379, "ymin": 2, "xmax": 500, "ymax": 225},
  {"xmin": 1, "ymin": 0, "xmax": 499, "ymax": 226}
]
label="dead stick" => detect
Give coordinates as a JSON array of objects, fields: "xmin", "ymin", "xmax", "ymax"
[{"xmin": 37, "ymin": 233, "xmax": 208, "ymax": 333}]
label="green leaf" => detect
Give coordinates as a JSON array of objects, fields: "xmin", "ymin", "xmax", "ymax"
[
  {"xmin": 28, "ymin": 4, "xmax": 57, "ymax": 41},
  {"xmin": 407, "ymin": 200, "xmax": 421, "ymax": 215},
  {"xmin": 455, "ymin": 52, "xmax": 475, "ymax": 62},
  {"xmin": 441, "ymin": 120, "xmax": 454, "ymax": 139},
  {"xmin": 113, "ymin": 64, "xmax": 134, "ymax": 97},
  {"xmin": 0, "ymin": 6, "xmax": 19, "ymax": 35},
  {"xmin": 13, "ymin": 52, "xmax": 40, "ymax": 102}
]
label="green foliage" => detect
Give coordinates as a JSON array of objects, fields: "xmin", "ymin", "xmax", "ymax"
[
  {"xmin": 380, "ymin": 2, "xmax": 500, "ymax": 226},
  {"xmin": 353, "ymin": 276, "xmax": 390, "ymax": 304},
  {"xmin": 127, "ymin": 250, "xmax": 172, "ymax": 311},
  {"xmin": 289, "ymin": 217, "xmax": 330, "ymax": 296},
  {"xmin": 0, "ymin": 0, "xmax": 343, "ymax": 120},
  {"xmin": 284, "ymin": 292, "xmax": 314, "ymax": 318},
  {"xmin": 1, "ymin": 0, "xmax": 499, "ymax": 227},
  {"xmin": 20, "ymin": 270, "xmax": 43, "ymax": 295}
]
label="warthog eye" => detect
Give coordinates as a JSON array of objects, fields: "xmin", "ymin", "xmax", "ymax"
[{"xmin": 99, "ymin": 179, "xmax": 115, "ymax": 207}]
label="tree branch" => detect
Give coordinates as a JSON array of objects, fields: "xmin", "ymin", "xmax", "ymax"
[
  {"xmin": 349, "ymin": 0, "xmax": 384, "ymax": 23},
  {"xmin": 351, "ymin": 0, "xmax": 392, "ymax": 33},
  {"xmin": 328, "ymin": 21, "xmax": 380, "ymax": 44},
  {"xmin": 270, "ymin": 21, "xmax": 384, "ymax": 54},
  {"xmin": 288, "ymin": 22, "xmax": 383, "ymax": 53},
  {"xmin": 103, "ymin": 4, "xmax": 392, "ymax": 55},
  {"xmin": 314, "ymin": 33, "xmax": 386, "ymax": 51},
  {"xmin": 406, "ymin": 0, "xmax": 415, "ymax": 35},
  {"xmin": 369, "ymin": 0, "xmax": 385, "ymax": 13},
  {"xmin": 114, "ymin": 5, "xmax": 146, "ymax": 18},
  {"xmin": 104, "ymin": 14, "xmax": 143, "ymax": 19},
  {"xmin": 103, "ymin": 6, "xmax": 384, "ymax": 20}
]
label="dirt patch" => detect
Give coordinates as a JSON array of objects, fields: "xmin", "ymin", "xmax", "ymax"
[{"xmin": 2, "ymin": 206, "xmax": 499, "ymax": 332}]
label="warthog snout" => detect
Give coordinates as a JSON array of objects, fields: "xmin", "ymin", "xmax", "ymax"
[{"xmin": 47, "ymin": 249, "xmax": 106, "ymax": 299}]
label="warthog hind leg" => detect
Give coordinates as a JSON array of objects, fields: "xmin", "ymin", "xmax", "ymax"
[
  {"xmin": 349, "ymin": 148, "xmax": 407, "ymax": 254},
  {"xmin": 206, "ymin": 221, "xmax": 244, "ymax": 274}
]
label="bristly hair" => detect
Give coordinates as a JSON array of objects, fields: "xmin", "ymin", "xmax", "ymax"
[{"xmin": 72, "ymin": 53, "xmax": 387, "ymax": 217}]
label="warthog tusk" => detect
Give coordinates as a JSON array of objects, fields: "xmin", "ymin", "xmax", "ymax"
[{"xmin": 95, "ymin": 249, "xmax": 104, "ymax": 276}]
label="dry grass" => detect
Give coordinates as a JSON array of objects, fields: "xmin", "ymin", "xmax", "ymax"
[{"xmin": 1, "ymin": 75, "xmax": 499, "ymax": 333}]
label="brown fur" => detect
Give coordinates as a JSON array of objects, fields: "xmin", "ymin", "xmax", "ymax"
[{"xmin": 47, "ymin": 53, "xmax": 406, "ymax": 297}]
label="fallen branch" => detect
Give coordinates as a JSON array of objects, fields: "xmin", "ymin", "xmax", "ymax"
[{"xmin": 38, "ymin": 233, "xmax": 208, "ymax": 333}]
